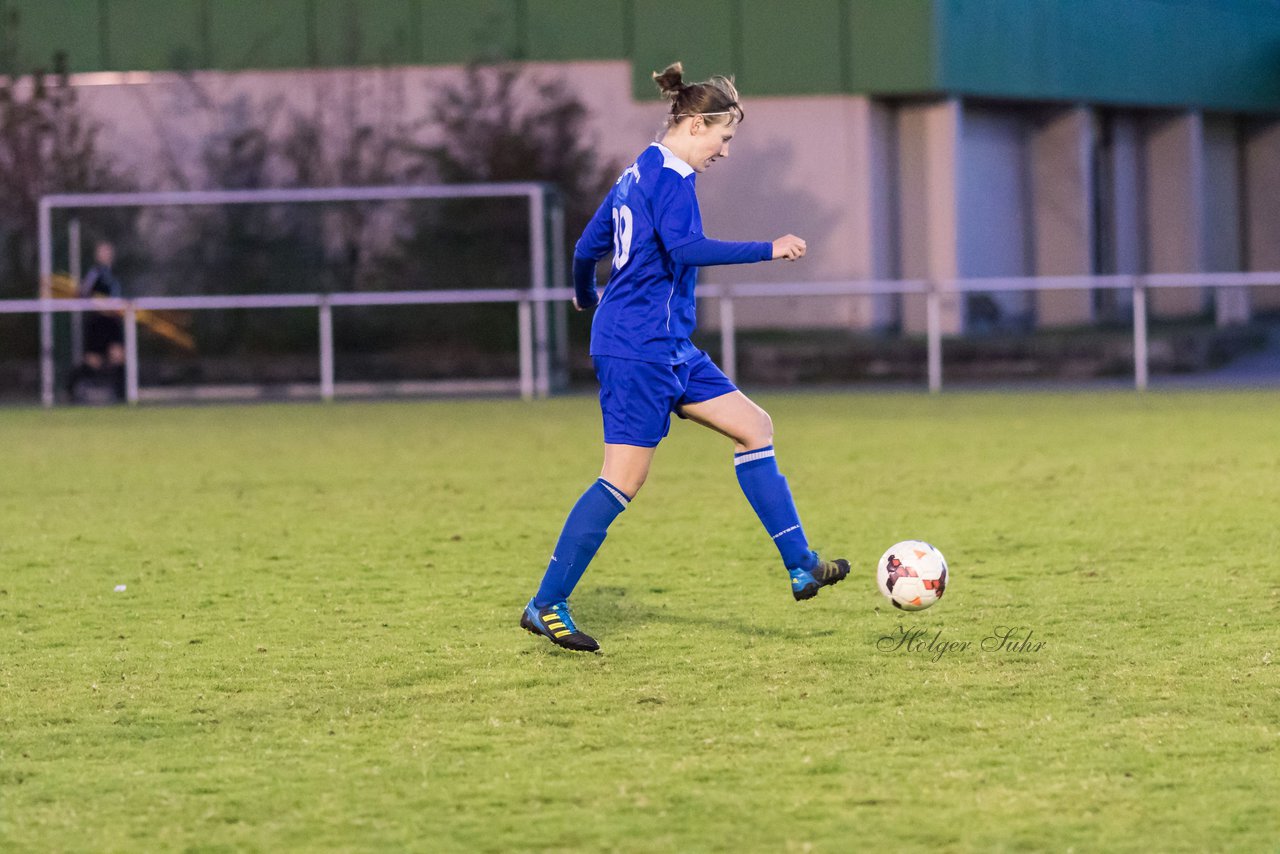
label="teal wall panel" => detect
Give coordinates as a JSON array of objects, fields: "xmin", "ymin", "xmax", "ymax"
[
  {"xmin": 1172, "ymin": 2, "xmax": 1280, "ymax": 112},
  {"xmin": 207, "ymin": 0, "xmax": 310, "ymax": 71},
  {"xmin": 938, "ymin": 0, "xmax": 1280, "ymax": 112},
  {"xmin": 630, "ymin": 0, "xmax": 736, "ymax": 100},
  {"xmin": 739, "ymin": 0, "xmax": 845, "ymax": 96},
  {"xmin": 525, "ymin": 0, "xmax": 627, "ymax": 61},
  {"xmin": 313, "ymin": 0, "xmax": 418, "ymax": 67},
  {"xmin": 420, "ymin": 0, "xmax": 520, "ymax": 64},
  {"xmin": 104, "ymin": 0, "xmax": 204, "ymax": 71},
  {"xmin": 846, "ymin": 0, "xmax": 937, "ymax": 94},
  {"xmin": 5, "ymin": 0, "xmax": 102, "ymax": 73}
]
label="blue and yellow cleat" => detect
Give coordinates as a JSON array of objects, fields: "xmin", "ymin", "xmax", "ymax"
[
  {"xmin": 789, "ymin": 555, "xmax": 851, "ymax": 601},
  {"xmin": 520, "ymin": 599, "xmax": 600, "ymax": 652}
]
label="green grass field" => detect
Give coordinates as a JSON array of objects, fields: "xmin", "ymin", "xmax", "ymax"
[{"xmin": 2, "ymin": 392, "xmax": 1277, "ymax": 852}]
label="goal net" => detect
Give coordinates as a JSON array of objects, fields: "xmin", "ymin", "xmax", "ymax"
[{"xmin": 28, "ymin": 183, "xmax": 570, "ymax": 406}]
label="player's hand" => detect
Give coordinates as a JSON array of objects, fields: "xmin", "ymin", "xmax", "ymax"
[
  {"xmin": 572, "ymin": 296, "xmax": 597, "ymax": 312},
  {"xmin": 772, "ymin": 234, "xmax": 807, "ymax": 261}
]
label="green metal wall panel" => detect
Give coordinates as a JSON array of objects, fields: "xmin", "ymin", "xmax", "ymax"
[
  {"xmin": 104, "ymin": 0, "xmax": 204, "ymax": 71},
  {"xmin": 739, "ymin": 0, "xmax": 844, "ymax": 95},
  {"xmin": 420, "ymin": 0, "xmax": 520, "ymax": 64},
  {"xmin": 5, "ymin": 0, "xmax": 103, "ymax": 73},
  {"xmin": 313, "ymin": 0, "xmax": 418, "ymax": 67},
  {"xmin": 524, "ymin": 0, "xmax": 627, "ymax": 61},
  {"xmin": 4, "ymin": 0, "xmax": 1279, "ymax": 113},
  {"xmin": 846, "ymin": 0, "xmax": 937, "ymax": 94},
  {"xmin": 630, "ymin": 0, "xmax": 736, "ymax": 100},
  {"xmin": 207, "ymin": 0, "xmax": 310, "ymax": 71}
]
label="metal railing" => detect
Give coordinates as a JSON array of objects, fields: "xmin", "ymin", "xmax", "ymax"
[
  {"xmin": 705, "ymin": 271, "xmax": 1278, "ymax": 392},
  {"xmin": 2, "ymin": 271, "xmax": 1277, "ymax": 405},
  {"xmin": 1, "ymin": 289, "xmax": 550, "ymax": 404}
]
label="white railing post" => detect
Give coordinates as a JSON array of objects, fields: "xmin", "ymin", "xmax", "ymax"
[
  {"xmin": 549, "ymin": 195, "xmax": 569, "ymax": 391},
  {"xmin": 529, "ymin": 189, "xmax": 550, "ymax": 399},
  {"xmin": 319, "ymin": 297, "xmax": 335, "ymax": 402},
  {"xmin": 39, "ymin": 199, "xmax": 54, "ymax": 407},
  {"xmin": 69, "ymin": 219, "xmax": 83, "ymax": 369},
  {"xmin": 1132, "ymin": 277, "xmax": 1148, "ymax": 391},
  {"xmin": 926, "ymin": 285, "xmax": 943, "ymax": 393},
  {"xmin": 517, "ymin": 298, "xmax": 535, "ymax": 402},
  {"xmin": 719, "ymin": 288, "xmax": 737, "ymax": 383},
  {"xmin": 124, "ymin": 303, "xmax": 139, "ymax": 405}
]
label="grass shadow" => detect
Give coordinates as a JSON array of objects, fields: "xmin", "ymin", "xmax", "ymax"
[{"xmin": 573, "ymin": 585, "xmax": 836, "ymax": 642}]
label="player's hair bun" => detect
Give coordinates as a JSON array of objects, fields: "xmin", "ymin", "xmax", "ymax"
[
  {"xmin": 652, "ymin": 62, "xmax": 686, "ymax": 100},
  {"xmin": 653, "ymin": 61, "xmax": 743, "ymax": 127}
]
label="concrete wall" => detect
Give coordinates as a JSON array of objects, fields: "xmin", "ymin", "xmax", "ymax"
[
  {"xmin": 958, "ymin": 104, "xmax": 1033, "ymax": 327},
  {"xmin": 697, "ymin": 96, "xmax": 895, "ymax": 331},
  {"xmin": 1203, "ymin": 115, "xmax": 1248, "ymax": 325},
  {"xmin": 60, "ymin": 60, "xmax": 1280, "ymax": 333},
  {"xmin": 1244, "ymin": 120, "xmax": 1280, "ymax": 311},
  {"xmin": 899, "ymin": 99, "xmax": 962, "ymax": 334},
  {"xmin": 1144, "ymin": 112, "xmax": 1209, "ymax": 318},
  {"xmin": 1030, "ymin": 107, "xmax": 1094, "ymax": 326},
  {"xmin": 67, "ymin": 61, "xmax": 880, "ymax": 321},
  {"xmin": 1094, "ymin": 112, "xmax": 1143, "ymax": 321}
]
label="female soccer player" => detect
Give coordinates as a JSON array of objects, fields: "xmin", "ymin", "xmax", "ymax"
[{"xmin": 521, "ymin": 63, "xmax": 849, "ymax": 652}]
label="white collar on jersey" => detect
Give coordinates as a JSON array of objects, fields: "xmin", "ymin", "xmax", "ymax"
[{"xmin": 651, "ymin": 142, "xmax": 694, "ymax": 178}]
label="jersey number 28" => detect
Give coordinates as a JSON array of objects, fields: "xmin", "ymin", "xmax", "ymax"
[{"xmin": 611, "ymin": 205, "xmax": 633, "ymax": 270}]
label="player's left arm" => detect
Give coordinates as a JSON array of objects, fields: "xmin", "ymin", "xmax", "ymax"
[
  {"xmin": 668, "ymin": 237, "xmax": 773, "ymax": 266},
  {"xmin": 654, "ymin": 176, "xmax": 797, "ymax": 267}
]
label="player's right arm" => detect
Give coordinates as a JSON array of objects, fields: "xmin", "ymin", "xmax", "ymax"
[{"xmin": 572, "ymin": 195, "xmax": 614, "ymax": 311}]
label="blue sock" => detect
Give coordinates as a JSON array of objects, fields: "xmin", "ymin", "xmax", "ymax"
[
  {"xmin": 532, "ymin": 478, "xmax": 630, "ymax": 607},
  {"xmin": 734, "ymin": 446, "xmax": 816, "ymax": 570}
]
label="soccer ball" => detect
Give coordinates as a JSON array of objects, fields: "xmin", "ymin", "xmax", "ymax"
[{"xmin": 876, "ymin": 541, "xmax": 948, "ymax": 611}]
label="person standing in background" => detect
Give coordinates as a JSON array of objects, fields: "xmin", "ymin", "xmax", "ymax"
[{"xmin": 68, "ymin": 241, "xmax": 126, "ymax": 402}]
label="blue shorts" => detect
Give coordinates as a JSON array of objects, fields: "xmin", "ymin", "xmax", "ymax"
[{"xmin": 593, "ymin": 350, "xmax": 738, "ymax": 447}]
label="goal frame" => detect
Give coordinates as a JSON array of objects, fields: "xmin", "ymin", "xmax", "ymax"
[{"xmin": 36, "ymin": 182, "xmax": 567, "ymax": 407}]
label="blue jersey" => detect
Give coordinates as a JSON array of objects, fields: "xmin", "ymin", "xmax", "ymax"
[
  {"xmin": 576, "ymin": 143, "xmax": 703, "ymax": 364},
  {"xmin": 575, "ymin": 143, "xmax": 773, "ymax": 364}
]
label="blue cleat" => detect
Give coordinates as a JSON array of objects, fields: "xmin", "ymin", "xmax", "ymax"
[
  {"xmin": 520, "ymin": 599, "xmax": 600, "ymax": 652},
  {"xmin": 789, "ymin": 554, "xmax": 850, "ymax": 601}
]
